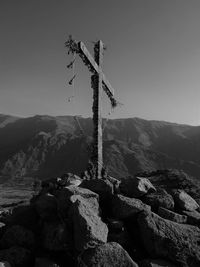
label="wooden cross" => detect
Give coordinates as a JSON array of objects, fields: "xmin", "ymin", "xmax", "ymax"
[{"xmin": 65, "ymin": 37, "xmax": 117, "ymax": 179}]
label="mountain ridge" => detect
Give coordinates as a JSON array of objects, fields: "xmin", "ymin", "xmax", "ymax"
[{"xmin": 0, "ymin": 114, "xmax": 200, "ymax": 180}]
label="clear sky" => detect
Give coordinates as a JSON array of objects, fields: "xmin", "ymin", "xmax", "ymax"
[{"xmin": 0, "ymin": 0, "xmax": 200, "ymax": 125}]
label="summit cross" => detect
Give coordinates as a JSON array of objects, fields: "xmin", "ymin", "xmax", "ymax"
[{"xmin": 65, "ymin": 37, "xmax": 117, "ymax": 179}]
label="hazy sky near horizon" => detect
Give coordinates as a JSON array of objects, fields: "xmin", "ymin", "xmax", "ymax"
[{"xmin": 0, "ymin": 0, "xmax": 200, "ymax": 125}]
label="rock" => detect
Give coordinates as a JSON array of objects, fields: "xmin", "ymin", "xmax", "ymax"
[
  {"xmin": 0, "ymin": 223, "xmax": 6, "ymax": 228},
  {"xmin": 107, "ymin": 218, "xmax": 124, "ymax": 233},
  {"xmin": 2, "ymin": 205, "xmax": 39, "ymax": 231},
  {"xmin": 0, "ymin": 223, "xmax": 6, "ymax": 239},
  {"xmin": 106, "ymin": 176, "xmax": 121, "ymax": 194},
  {"xmin": 72, "ymin": 195, "xmax": 108, "ymax": 252},
  {"xmin": 0, "ymin": 210, "xmax": 12, "ymax": 224},
  {"xmin": 120, "ymin": 177, "xmax": 156, "ymax": 198},
  {"xmin": 34, "ymin": 193, "xmax": 58, "ymax": 221},
  {"xmin": 142, "ymin": 189, "xmax": 174, "ymax": 212},
  {"xmin": 42, "ymin": 222, "xmax": 72, "ymax": 252},
  {"xmin": 58, "ymin": 173, "xmax": 82, "ymax": 187},
  {"xmin": 57, "ymin": 186, "xmax": 100, "ymax": 218},
  {"xmin": 172, "ymin": 189, "xmax": 199, "ymax": 211},
  {"xmin": 111, "ymin": 194, "xmax": 151, "ymax": 220},
  {"xmin": 78, "ymin": 242, "xmax": 138, "ymax": 267},
  {"xmin": 80, "ymin": 179, "xmax": 114, "ymax": 217},
  {"xmin": 0, "ymin": 225, "xmax": 35, "ymax": 250},
  {"xmin": 182, "ymin": 210, "xmax": 200, "ymax": 226},
  {"xmin": 0, "ymin": 262, "xmax": 11, "ymax": 267},
  {"xmin": 35, "ymin": 257, "xmax": 60, "ymax": 267},
  {"xmin": 80, "ymin": 178, "xmax": 114, "ymax": 201},
  {"xmin": 70, "ymin": 194, "xmax": 99, "ymax": 216},
  {"xmin": 158, "ymin": 207, "xmax": 187, "ymax": 224},
  {"xmin": 0, "ymin": 246, "xmax": 34, "ymax": 267},
  {"xmin": 139, "ymin": 259, "xmax": 177, "ymax": 267},
  {"xmin": 107, "ymin": 218, "xmax": 130, "ymax": 249},
  {"xmin": 108, "ymin": 228, "xmax": 132, "ymax": 252},
  {"xmin": 138, "ymin": 211, "xmax": 200, "ymax": 266}
]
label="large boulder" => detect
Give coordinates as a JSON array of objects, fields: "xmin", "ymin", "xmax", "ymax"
[
  {"xmin": 138, "ymin": 211, "xmax": 200, "ymax": 266},
  {"xmin": 172, "ymin": 190, "xmax": 199, "ymax": 212},
  {"xmin": 120, "ymin": 177, "xmax": 156, "ymax": 198},
  {"xmin": 34, "ymin": 193, "xmax": 58, "ymax": 221},
  {"xmin": 42, "ymin": 222, "xmax": 72, "ymax": 252},
  {"xmin": 80, "ymin": 178, "xmax": 114, "ymax": 201},
  {"xmin": 1, "ymin": 205, "xmax": 39, "ymax": 231},
  {"xmin": 78, "ymin": 242, "xmax": 138, "ymax": 267},
  {"xmin": 71, "ymin": 195, "xmax": 108, "ymax": 252},
  {"xmin": 158, "ymin": 207, "xmax": 187, "ymax": 224},
  {"xmin": 111, "ymin": 194, "xmax": 151, "ymax": 220},
  {"xmin": 0, "ymin": 225, "xmax": 35, "ymax": 250},
  {"xmin": 142, "ymin": 189, "xmax": 174, "ymax": 212},
  {"xmin": 0, "ymin": 246, "xmax": 34, "ymax": 267},
  {"xmin": 57, "ymin": 186, "xmax": 100, "ymax": 218}
]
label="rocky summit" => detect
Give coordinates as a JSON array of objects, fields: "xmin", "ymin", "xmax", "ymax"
[{"xmin": 0, "ymin": 170, "xmax": 200, "ymax": 266}]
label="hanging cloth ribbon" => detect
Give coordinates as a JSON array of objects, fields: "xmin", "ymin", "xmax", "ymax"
[
  {"xmin": 67, "ymin": 53, "xmax": 77, "ymax": 102},
  {"xmin": 67, "ymin": 58, "xmax": 76, "ymax": 69},
  {"xmin": 68, "ymin": 74, "xmax": 76, "ymax": 85}
]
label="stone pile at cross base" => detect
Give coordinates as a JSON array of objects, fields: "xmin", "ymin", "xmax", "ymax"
[{"xmin": 0, "ymin": 170, "xmax": 200, "ymax": 267}]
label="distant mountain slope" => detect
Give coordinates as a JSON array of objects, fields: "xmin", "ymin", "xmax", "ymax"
[
  {"xmin": 0, "ymin": 114, "xmax": 19, "ymax": 128},
  {"xmin": 0, "ymin": 114, "xmax": 200, "ymax": 180}
]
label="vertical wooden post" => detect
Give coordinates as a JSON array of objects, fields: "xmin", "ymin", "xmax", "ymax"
[{"xmin": 91, "ymin": 40, "xmax": 104, "ymax": 178}]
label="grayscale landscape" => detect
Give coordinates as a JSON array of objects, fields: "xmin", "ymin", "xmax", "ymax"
[{"xmin": 0, "ymin": 1, "xmax": 200, "ymax": 266}]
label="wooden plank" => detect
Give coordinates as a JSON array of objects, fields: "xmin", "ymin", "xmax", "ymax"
[
  {"xmin": 78, "ymin": 41, "xmax": 99, "ymax": 73},
  {"xmin": 78, "ymin": 41, "xmax": 115, "ymax": 98},
  {"xmin": 93, "ymin": 40, "xmax": 103, "ymax": 179},
  {"xmin": 102, "ymin": 75, "xmax": 114, "ymax": 97}
]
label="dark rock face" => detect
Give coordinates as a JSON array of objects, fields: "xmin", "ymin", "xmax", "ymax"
[
  {"xmin": 79, "ymin": 242, "xmax": 138, "ymax": 267},
  {"xmin": 111, "ymin": 194, "xmax": 151, "ymax": 220},
  {"xmin": 138, "ymin": 211, "xmax": 200, "ymax": 266},
  {"xmin": 120, "ymin": 177, "xmax": 156, "ymax": 198},
  {"xmin": 182, "ymin": 210, "xmax": 200, "ymax": 226},
  {"xmin": 0, "ymin": 225, "xmax": 35, "ymax": 250},
  {"xmin": 80, "ymin": 178, "xmax": 114, "ymax": 217},
  {"xmin": 142, "ymin": 189, "xmax": 174, "ymax": 212},
  {"xmin": 107, "ymin": 219, "xmax": 132, "ymax": 253},
  {"xmin": 34, "ymin": 193, "xmax": 58, "ymax": 221},
  {"xmin": 42, "ymin": 222, "xmax": 71, "ymax": 252},
  {"xmin": 80, "ymin": 178, "xmax": 114, "ymax": 201},
  {"xmin": 1, "ymin": 205, "xmax": 39, "ymax": 231},
  {"xmin": 0, "ymin": 246, "xmax": 34, "ymax": 267},
  {"xmin": 158, "ymin": 207, "xmax": 187, "ymax": 224},
  {"xmin": 35, "ymin": 257, "xmax": 60, "ymax": 267}
]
